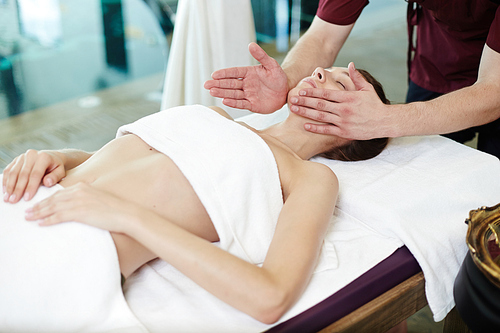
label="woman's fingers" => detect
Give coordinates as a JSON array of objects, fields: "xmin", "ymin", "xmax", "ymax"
[
  {"xmin": 3, "ymin": 155, "xmax": 27, "ymax": 203},
  {"xmin": 3, "ymin": 150, "xmax": 65, "ymax": 203},
  {"xmin": 25, "ymin": 184, "xmax": 87, "ymax": 226},
  {"xmin": 25, "ymin": 183, "xmax": 134, "ymax": 233},
  {"xmin": 25, "ymin": 188, "xmax": 66, "ymax": 221},
  {"xmin": 22, "ymin": 153, "xmax": 55, "ymax": 201}
]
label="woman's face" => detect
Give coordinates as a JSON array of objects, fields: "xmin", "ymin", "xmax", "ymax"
[{"xmin": 287, "ymin": 67, "xmax": 355, "ymax": 104}]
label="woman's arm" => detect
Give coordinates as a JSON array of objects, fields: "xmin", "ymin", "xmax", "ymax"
[
  {"xmin": 130, "ymin": 163, "xmax": 338, "ymax": 323},
  {"xmin": 2, "ymin": 149, "xmax": 92, "ymax": 203},
  {"xmin": 26, "ymin": 163, "xmax": 338, "ymax": 324}
]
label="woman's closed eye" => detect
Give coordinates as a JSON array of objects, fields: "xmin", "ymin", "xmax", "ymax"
[{"xmin": 337, "ymin": 81, "xmax": 346, "ymax": 90}]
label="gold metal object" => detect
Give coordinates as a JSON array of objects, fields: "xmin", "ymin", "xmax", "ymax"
[{"xmin": 465, "ymin": 203, "xmax": 500, "ymax": 288}]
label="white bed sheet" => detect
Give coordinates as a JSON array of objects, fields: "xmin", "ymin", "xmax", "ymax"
[{"xmin": 123, "ymin": 107, "xmax": 500, "ymax": 331}]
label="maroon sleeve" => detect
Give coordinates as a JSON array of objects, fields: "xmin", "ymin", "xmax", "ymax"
[
  {"xmin": 486, "ymin": 6, "xmax": 500, "ymax": 53},
  {"xmin": 316, "ymin": 0, "xmax": 369, "ymax": 26}
]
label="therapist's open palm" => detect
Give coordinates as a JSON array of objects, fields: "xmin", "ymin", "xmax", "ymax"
[
  {"xmin": 290, "ymin": 63, "xmax": 391, "ymax": 140},
  {"xmin": 204, "ymin": 42, "xmax": 288, "ymax": 114},
  {"xmin": 25, "ymin": 183, "xmax": 140, "ymax": 234}
]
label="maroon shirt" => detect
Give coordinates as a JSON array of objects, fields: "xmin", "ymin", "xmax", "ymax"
[{"xmin": 317, "ymin": 0, "xmax": 500, "ymax": 94}]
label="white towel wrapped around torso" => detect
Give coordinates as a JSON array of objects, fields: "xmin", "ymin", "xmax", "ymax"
[
  {"xmin": 0, "ymin": 179, "xmax": 147, "ymax": 333},
  {"xmin": 117, "ymin": 105, "xmax": 283, "ymax": 265}
]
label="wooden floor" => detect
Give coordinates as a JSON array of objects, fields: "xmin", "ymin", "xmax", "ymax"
[{"xmin": 0, "ymin": 73, "xmax": 164, "ymax": 169}]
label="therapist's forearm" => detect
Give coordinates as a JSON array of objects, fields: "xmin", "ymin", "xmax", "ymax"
[
  {"xmin": 389, "ymin": 81, "xmax": 500, "ymax": 138},
  {"xmin": 390, "ymin": 44, "xmax": 500, "ymax": 137}
]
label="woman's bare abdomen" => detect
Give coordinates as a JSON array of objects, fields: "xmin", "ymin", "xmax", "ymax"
[{"xmin": 58, "ymin": 134, "xmax": 218, "ymax": 277}]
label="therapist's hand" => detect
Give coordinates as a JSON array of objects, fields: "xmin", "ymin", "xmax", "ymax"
[
  {"xmin": 289, "ymin": 63, "xmax": 392, "ymax": 140},
  {"xmin": 204, "ymin": 42, "xmax": 288, "ymax": 114},
  {"xmin": 3, "ymin": 150, "xmax": 66, "ymax": 203}
]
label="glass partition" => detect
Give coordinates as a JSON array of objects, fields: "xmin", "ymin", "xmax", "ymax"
[{"xmin": 0, "ymin": 0, "xmax": 173, "ymax": 119}]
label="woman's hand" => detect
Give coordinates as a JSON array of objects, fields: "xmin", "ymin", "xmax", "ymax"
[
  {"xmin": 3, "ymin": 150, "xmax": 66, "ymax": 203},
  {"xmin": 25, "ymin": 183, "xmax": 139, "ymax": 234}
]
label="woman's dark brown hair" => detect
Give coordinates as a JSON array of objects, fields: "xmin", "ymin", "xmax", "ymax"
[{"xmin": 317, "ymin": 69, "xmax": 390, "ymax": 162}]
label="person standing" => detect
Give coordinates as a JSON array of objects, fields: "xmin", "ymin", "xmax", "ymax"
[{"xmin": 205, "ymin": 0, "xmax": 500, "ymax": 158}]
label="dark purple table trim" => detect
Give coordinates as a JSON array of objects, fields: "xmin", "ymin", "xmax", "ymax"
[{"xmin": 266, "ymin": 246, "xmax": 422, "ymax": 333}]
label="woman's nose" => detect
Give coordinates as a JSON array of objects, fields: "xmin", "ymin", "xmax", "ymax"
[{"xmin": 312, "ymin": 67, "xmax": 326, "ymax": 82}]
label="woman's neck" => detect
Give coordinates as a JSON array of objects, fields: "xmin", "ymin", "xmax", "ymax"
[{"xmin": 260, "ymin": 115, "xmax": 340, "ymax": 160}]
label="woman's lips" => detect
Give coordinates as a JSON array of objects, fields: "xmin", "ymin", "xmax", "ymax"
[{"xmin": 302, "ymin": 78, "xmax": 317, "ymax": 88}]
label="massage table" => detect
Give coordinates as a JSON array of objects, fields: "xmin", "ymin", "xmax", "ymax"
[
  {"xmin": 266, "ymin": 246, "xmax": 423, "ymax": 333},
  {"xmin": 122, "ymin": 108, "xmax": 500, "ymax": 332}
]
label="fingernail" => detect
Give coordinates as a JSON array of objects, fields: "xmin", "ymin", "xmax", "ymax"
[
  {"xmin": 8, "ymin": 194, "xmax": 16, "ymax": 203},
  {"xmin": 299, "ymin": 90, "xmax": 306, "ymax": 96},
  {"xmin": 24, "ymin": 192, "xmax": 30, "ymax": 201},
  {"xmin": 291, "ymin": 97, "xmax": 298, "ymax": 103},
  {"xmin": 305, "ymin": 124, "xmax": 312, "ymax": 130},
  {"xmin": 25, "ymin": 208, "xmax": 33, "ymax": 218},
  {"xmin": 46, "ymin": 178, "xmax": 53, "ymax": 187},
  {"xmin": 291, "ymin": 105, "xmax": 299, "ymax": 112},
  {"xmin": 3, "ymin": 192, "xmax": 8, "ymax": 202}
]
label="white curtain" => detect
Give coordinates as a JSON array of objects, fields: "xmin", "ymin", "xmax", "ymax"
[{"xmin": 161, "ymin": 0, "xmax": 256, "ymax": 118}]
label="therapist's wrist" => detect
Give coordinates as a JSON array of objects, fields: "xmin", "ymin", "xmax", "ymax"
[{"xmin": 385, "ymin": 102, "xmax": 428, "ymax": 138}]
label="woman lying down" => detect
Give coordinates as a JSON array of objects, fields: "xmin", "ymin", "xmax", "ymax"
[{"xmin": 1, "ymin": 65, "xmax": 389, "ymax": 332}]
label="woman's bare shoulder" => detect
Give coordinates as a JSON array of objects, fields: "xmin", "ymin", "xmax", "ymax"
[
  {"xmin": 298, "ymin": 161, "xmax": 338, "ymax": 187},
  {"xmin": 272, "ymin": 149, "xmax": 338, "ymax": 200}
]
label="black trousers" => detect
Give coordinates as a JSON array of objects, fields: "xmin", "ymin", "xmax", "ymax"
[{"xmin": 406, "ymin": 80, "xmax": 500, "ymax": 159}]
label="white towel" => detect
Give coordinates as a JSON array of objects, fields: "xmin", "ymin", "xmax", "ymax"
[
  {"xmin": 242, "ymin": 107, "xmax": 500, "ymax": 321},
  {"xmin": 161, "ymin": 0, "xmax": 256, "ymax": 119},
  {"xmin": 314, "ymin": 134, "xmax": 500, "ymax": 321},
  {"xmin": 117, "ymin": 105, "xmax": 284, "ymax": 265},
  {"xmin": 0, "ymin": 177, "xmax": 147, "ymax": 332}
]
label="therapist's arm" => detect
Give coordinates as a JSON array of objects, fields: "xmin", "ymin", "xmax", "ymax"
[
  {"xmin": 204, "ymin": 17, "xmax": 354, "ymax": 114},
  {"xmin": 290, "ymin": 45, "xmax": 500, "ymax": 140},
  {"xmin": 2, "ymin": 149, "xmax": 92, "ymax": 203}
]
